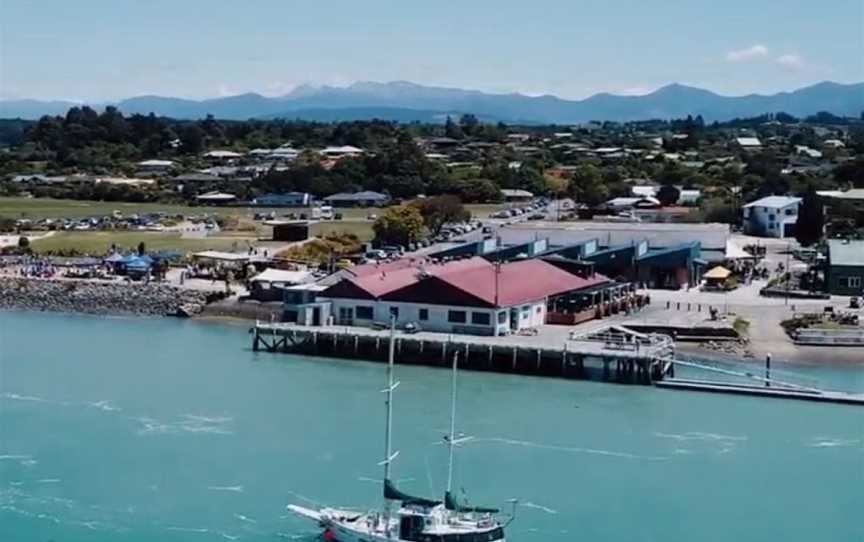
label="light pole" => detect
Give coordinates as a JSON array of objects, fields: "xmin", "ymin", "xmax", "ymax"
[{"xmin": 784, "ymin": 241, "xmax": 791, "ymax": 306}]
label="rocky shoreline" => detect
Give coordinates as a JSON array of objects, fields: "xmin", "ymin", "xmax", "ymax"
[{"xmin": 0, "ymin": 277, "xmax": 208, "ymax": 317}]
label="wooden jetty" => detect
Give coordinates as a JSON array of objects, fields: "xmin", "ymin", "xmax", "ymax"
[{"xmin": 251, "ymin": 322, "xmax": 676, "ymax": 384}]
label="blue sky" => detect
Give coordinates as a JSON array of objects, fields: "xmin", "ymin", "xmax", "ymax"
[{"xmin": 1, "ymin": 0, "xmax": 862, "ymax": 101}]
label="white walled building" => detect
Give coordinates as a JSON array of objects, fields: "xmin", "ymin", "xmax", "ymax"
[
  {"xmin": 742, "ymin": 196, "xmax": 802, "ymax": 238},
  {"xmin": 310, "ymin": 257, "xmax": 608, "ymax": 336}
]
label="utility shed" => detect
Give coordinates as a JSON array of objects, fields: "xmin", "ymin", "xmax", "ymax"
[
  {"xmin": 268, "ymin": 220, "xmax": 310, "ymax": 242},
  {"xmin": 825, "ymin": 239, "xmax": 864, "ymax": 296}
]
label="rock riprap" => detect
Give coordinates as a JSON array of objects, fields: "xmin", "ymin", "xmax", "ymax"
[{"xmin": 0, "ymin": 277, "xmax": 207, "ymax": 317}]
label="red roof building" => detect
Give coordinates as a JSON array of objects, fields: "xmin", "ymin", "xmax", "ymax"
[{"xmin": 318, "ymin": 257, "xmax": 610, "ymax": 335}]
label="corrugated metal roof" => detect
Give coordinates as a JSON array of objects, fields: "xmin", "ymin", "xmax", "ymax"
[
  {"xmin": 743, "ymin": 195, "xmax": 801, "ymax": 209},
  {"xmin": 438, "ymin": 259, "xmax": 608, "ymax": 306},
  {"xmin": 828, "ymin": 240, "xmax": 864, "ymax": 267},
  {"xmin": 334, "ymin": 257, "xmax": 607, "ymax": 307}
]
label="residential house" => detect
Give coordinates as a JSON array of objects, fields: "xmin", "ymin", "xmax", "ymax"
[
  {"xmin": 137, "ymin": 159, "xmax": 175, "ymax": 173},
  {"xmin": 324, "ymin": 191, "xmax": 391, "ymax": 207},
  {"xmin": 320, "ymin": 145, "xmax": 364, "ymax": 158},
  {"xmin": 500, "ymin": 189, "xmax": 533, "ymax": 202},
  {"xmin": 735, "ymin": 137, "xmax": 762, "ymax": 150},
  {"xmin": 203, "ymin": 150, "xmax": 244, "ymax": 162},
  {"xmin": 742, "ymin": 196, "xmax": 801, "ymax": 238}
]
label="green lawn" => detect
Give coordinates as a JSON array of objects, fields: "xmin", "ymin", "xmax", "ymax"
[
  {"xmin": 4, "ymin": 197, "xmax": 506, "ymax": 249},
  {"xmin": 30, "ymin": 231, "xmax": 257, "ymax": 255},
  {"xmin": 0, "ymin": 197, "xmax": 225, "ymax": 219}
]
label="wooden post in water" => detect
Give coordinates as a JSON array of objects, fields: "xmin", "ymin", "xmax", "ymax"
[{"xmin": 765, "ymin": 353, "xmax": 771, "ymax": 387}]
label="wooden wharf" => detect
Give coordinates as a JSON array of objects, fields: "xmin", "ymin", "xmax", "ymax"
[{"xmin": 252, "ymin": 322, "xmax": 675, "ymax": 384}]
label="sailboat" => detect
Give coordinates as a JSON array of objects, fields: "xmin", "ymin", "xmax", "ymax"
[{"xmin": 288, "ymin": 320, "xmax": 510, "ymax": 542}]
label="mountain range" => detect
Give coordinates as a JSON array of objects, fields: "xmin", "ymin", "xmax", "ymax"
[{"xmin": 1, "ymin": 80, "xmax": 862, "ymax": 124}]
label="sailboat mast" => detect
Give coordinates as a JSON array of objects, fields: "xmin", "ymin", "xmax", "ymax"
[
  {"xmin": 383, "ymin": 316, "xmax": 396, "ymax": 533},
  {"xmin": 446, "ymin": 352, "xmax": 459, "ymax": 494}
]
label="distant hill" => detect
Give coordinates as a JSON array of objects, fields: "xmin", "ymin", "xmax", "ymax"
[
  {"xmin": 2, "ymin": 80, "xmax": 862, "ymax": 123},
  {"xmin": 260, "ymin": 106, "xmax": 506, "ymax": 124}
]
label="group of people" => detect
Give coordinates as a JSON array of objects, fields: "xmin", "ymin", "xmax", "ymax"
[
  {"xmin": 0, "ymin": 256, "xmax": 59, "ymax": 278},
  {"xmin": 727, "ymin": 259, "xmax": 771, "ymax": 285}
]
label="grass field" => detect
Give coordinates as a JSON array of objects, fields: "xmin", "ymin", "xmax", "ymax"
[
  {"xmin": 29, "ymin": 231, "xmax": 256, "ymax": 254},
  {"xmin": 5, "ymin": 197, "xmax": 506, "ymax": 251}
]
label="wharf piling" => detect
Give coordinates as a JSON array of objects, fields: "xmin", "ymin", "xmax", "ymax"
[{"xmin": 251, "ymin": 323, "xmax": 675, "ymax": 385}]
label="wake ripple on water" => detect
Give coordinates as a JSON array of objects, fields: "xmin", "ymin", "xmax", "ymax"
[
  {"xmin": 521, "ymin": 501, "xmax": 558, "ymax": 514},
  {"xmin": 166, "ymin": 526, "xmax": 240, "ymax": 539},
  {"xmin": 0, "ymin": 487, "xmax": 123, "ymax": 534},
  {"xmin": 233, "ymin": 512, "xmax": 257, "ymax": 524},
  {"xmin": 0, "ymin": 454, "xmax": 38, "ymax": 467},
  {"xmin": 2, "ymin": 392, "xmax": 232, "ymax": 438},
  {"xmin": 136, "ymin": 414, "xmax": 234, "ymax": 436},
  {"xmin": 807, "ymin": 437, "xmax": 862, "ymax": 449},
  {"xmin": 473, "ymin": 437, "xmax": 668, "ymax": 461},
  {"xmin": 207, "ymin": 485, "xmax": 245, "ymax": 493},
  {"xmin": 654, "ymin": 431, "xmax": 748, "ymax": 455}
]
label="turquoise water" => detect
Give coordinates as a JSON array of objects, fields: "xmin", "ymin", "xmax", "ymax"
[{"xmin": 0, "ymin": 312, "xmax": 862, "ymax": 542}]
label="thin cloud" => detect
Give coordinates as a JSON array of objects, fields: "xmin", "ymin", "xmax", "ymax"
[
  {"xmin": 776, "ymin": 54, "xmax": 805, "ymax": 70},
  {"xmin": 725, "ymin": 44, "xmax": 769, "ymax": 62}
]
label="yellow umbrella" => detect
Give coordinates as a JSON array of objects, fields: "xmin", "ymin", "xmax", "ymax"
[{"xmin": 704, "ymin": 266, "xmax": 732, "ymax": 280}]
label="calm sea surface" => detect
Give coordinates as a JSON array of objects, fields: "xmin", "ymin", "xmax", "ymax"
[{"xmin": 1, "ymin": 311, "xmax": 862, "ymax": 542}]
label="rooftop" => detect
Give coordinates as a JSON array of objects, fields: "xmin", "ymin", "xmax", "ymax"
[
  {"xmin": 743, "ymin": 195, "xmax": 801, "ymax": 209},
  {"xmin": 328, "ymin": 257, "xmax": 608, "ymax": 307},
  {"xmin": 828, "ymin": 239, "xmax": 864, "ymax": 267}
]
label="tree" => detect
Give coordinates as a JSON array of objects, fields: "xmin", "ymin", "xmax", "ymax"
[
  {"xmin": 834, "ymin": 158, "xmax": 864, "ymax": 188},
  {"xmin": 568, "ymin": 165, "xmax": 608, "ymax": 207},
  {"xmin": 179, "ymin": 124, "xmax": 205, "ymax": 154},
  {"xmin": 701, "ymin": 198, "xmax": 738, "ymax": 224},
  {"xmin": 455, "ymin": 178, "xmax": 502, "ymax": 203},
  {"xmin": 412, "ymin": 195, "xmax": 471, "ymax": 235},
  {"xmin": 373, "ymin": 205, "xmax": 426, "ymax": 246},
  {"xmin": 795, "ymin": 186, "xmax": 825, "ymax": 246},
  {"xmin": 656, "ymin": 184, "xmax": 681, "ymax": 206},
  {"xmin": 137, "ymin": 241, "xmax": 146, "ymax": 256},
  {"xmin": 444, "ymin": 116, "xmax": 464, "ymax": 139},
  {"xmin": 17, "ymin": 236, "xmax": 30, "ymax": 250}
]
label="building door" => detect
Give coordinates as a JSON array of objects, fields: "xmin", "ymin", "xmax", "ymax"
[
  {"xmin": 337, "ymin": 307, "xmax": 353, "ymax": 325},
  {"xmin": 312, "ymin": 307, "xmax": 321, "ymax": 326},
  {"xmin": 510, "ymin": 307, "xmax": 519, "ymax": 331}
]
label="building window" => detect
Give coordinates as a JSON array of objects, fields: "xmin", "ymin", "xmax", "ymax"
[
  {"xmin": 418, "ymin": 308, "xmax": 429, "ymax": 321},
  {"xmin": 521, "ymin": 306, "xmax": 530, "ymax": 317},
  {"xmin": 768, "ymin": 214, "xmax": 775, "ymax": 221},
  {"xmin": 497, "ymin": 311, "xmax": 507, "ymax": 324},
  {"xmin": 536, "ymin": 306, "xmax": 542, "ymax": 314},
  {"xmin": 389, "ymin": 306, "xmax": 399, "ymax": 318},
  {"xmin": 785, "ymin": 209, "xmax": 794, "ymax": 216},
  {"xmin": 471, "ymin": 312, "xmax": 490, "ymax": 325},
  {"xmin": 355, "ymin": 306, "xmax": 373, "ymax": 320},
  {"xmin": 448, "ymin": 310, "xmax": 467, "ymax": 323},
  {"xmin": 847, "ymin": 277, "xmax": 862, "ymax": 288}
]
